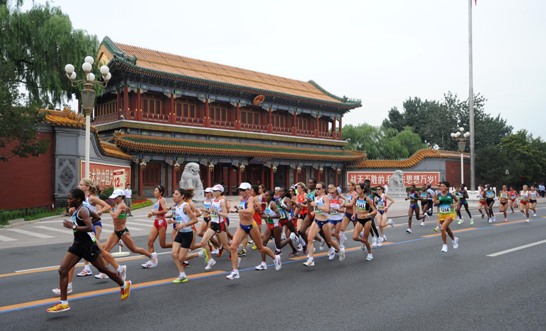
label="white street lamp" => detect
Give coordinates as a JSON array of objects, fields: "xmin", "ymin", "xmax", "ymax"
[
  {"xmin": 452, "ymin": 128, "xmax": 470, "ymax": 185},
  {"xmin": 65, "ymin": 56, "xmax": 111, "ymax": 179}
]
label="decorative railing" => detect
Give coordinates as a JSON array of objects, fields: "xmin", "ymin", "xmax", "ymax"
[
  {"xmin": 210, "ymin": 119, "xmax": 234, "ymax": 129},
  {"xmin": 176, "ymin": 116, "xmax": 204, "ymax": 126},
  {"xmin": 142, "ymin": 112, "xmax": 169, "ymax": 123},
  {"xmin": 271, "ymin": 126, "xmax": 292, "ymax": 134},
  {"xmin": 93, "ymin": 113, "xmax": 118, "ymax": 124},
  {"xmin": 241, "ymin": 123, "xmax": 267, "ymax": 132}
]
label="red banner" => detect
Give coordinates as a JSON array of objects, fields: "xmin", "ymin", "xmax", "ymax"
[
  {"xmin": 81, "ymin": 161, "xmax": 131, "ymax": 191},
  {"xmin": 346, "ymin": 171, "xmax": 440, "ymax": 187}
]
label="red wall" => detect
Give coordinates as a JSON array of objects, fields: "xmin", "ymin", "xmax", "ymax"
[
  {"xmin": 446, "ymin": 159, "xmax": 471, "ymax": 186},
  {"xmin": 0, "ymin": 131, "xmax": 55, "ymax": 210}
]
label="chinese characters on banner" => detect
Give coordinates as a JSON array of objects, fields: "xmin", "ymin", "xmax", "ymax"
[
  {"xmin": 347, "ymin": 171, "xmax": 440, "ymax": 187},
  {"xmin": 81, "ymin": 161, "xmax": 131, "ymax": 191}
]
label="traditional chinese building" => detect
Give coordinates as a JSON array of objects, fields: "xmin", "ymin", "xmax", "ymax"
[{"xmin": 93, "ymin": 37, "xmax": 364, "ymax": 196}]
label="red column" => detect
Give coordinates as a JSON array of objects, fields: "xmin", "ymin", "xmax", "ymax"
[
  {"xmin": 172, "ymin": 165, "xmax": 177, "ymax": 191},
  {"xmin": 207, "ymin": 164, "xmax": 212, "ymax": 188},
  {"xmin": 270, "ymin": 167, "xmax": 275, "ymax": 189},
  {"xmin": 123, "ymin": 86, "xmax": 129, "ymax": 119},
  {"xmin": 138, "ymin": 163, "xmax": 143, "ymax": 198},
  {"xmin": 267, "ymin": 108, "xmax": 273, "ymax": 133},
  {"xmin": 294, "ymin": 168, "xmax": 299, "ymax": 184},
  {"xmin": 292, "ymin": 112, "xmax": 297, "ymax": 136},
  {"xmin": 314, "ymin": 115, "xmax": 319, "ymax": 138},
  {"xmin": 339, "ymin": 116, "xmax": 343, "ymax": 140},
  {"xmin": 332, "ymin": 118, "xmax": 337, "ymax": 139},
  {"xmin": 136, "ymin": 89, "xmax": 142, "ymax": 120},
  {"xmin": 261, "ymin": 166, "xmax": 265, "ymax": 188},
  {"xmin": 285, "ymin": 166, "xmax": 289, "ymax": 188},
  {"xmin": 238, "ymin": 165, "xmax": 242, "ymax": 187},
  {"xmin": 204, "ymin": 99, "xmax": 210, "ymax": 127},
  {"xmin": 170, "ymin": 94, "xmax": 175, "ymax": 124},
  {"xmin": 116, "ymin": 91, "xmax": 121, "ymax": 119},
  {"xmin": 236, "ymin": 103, "xmax": 241, "ymax": 130}
]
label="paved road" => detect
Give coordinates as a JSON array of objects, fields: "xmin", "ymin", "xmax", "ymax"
[{"xmin": 0, "ymin": 203, "xmax": 545, "ymax": 330}]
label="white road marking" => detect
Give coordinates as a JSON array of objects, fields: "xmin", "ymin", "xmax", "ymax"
[
  {"xmin": 0, "ymin": 234, "xmax": 17, "ymax": 242},
  {"xmin": 32, "ymin": 226, "xmax": 72, "ymax": 234},
  {"xmin": 487, "ymin": 239, "xmax": 546, "ymax": 257},
  {"xmin": 5, "ymin": 228, "xmax": 53, "ymax": 238}
]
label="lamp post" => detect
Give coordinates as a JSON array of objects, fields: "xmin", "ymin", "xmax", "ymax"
[
  {"xmin": 64, "ymin": 56, "xmax": 111, "ymax": 179},
  {"xmin": 451, "ymin": 127, "xmax": 471, "ymax": 185}
]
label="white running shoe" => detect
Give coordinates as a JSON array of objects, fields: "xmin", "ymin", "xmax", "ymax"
[
  {"xmin": 141, "ymin": 260, "xmax": 153, "ymax": 269},
  {"xmin": 488, "ymin": 218, "xmax": 492, "ymax": 223},
  {"xmin": 297, "ymin": 243, "xmax": 303, "ymax": 252},
  {"xmin": 77, "ymin": 268, "xmax": 92, "ymax": 277},
  {"xmin": 303, "ymin": 258, "xmax": 315, "ymax": 267},
  {"xmin": 406, "ymin": 228, "xmax": 412, "ymax": 234},
  {"xmin": 377, "ymin": 237, "xmax": 384, "ymax": 247},
  {"xmin": 211, "ymin": 248, "xmax": 219, "ymax": 255},
  {"xmin": 328, "ymin": 247, "xmax": 336, "ymax": 260},
  {"xmin": 366, "ymin": 254, "xmax": 373, "ymax": 261},
  {"xmin": 387, "ymin": 219, "xmax": 394, "ymax": 227},
  {"xmin": 52, "ymin": 284, "xmax": 72, "ymax": 296},
  {"xmin": 117, "ymin": 265, "xmax": 127, "ymax": 282},
  {"xmin": 433, "ymin": 226, "xmax": 439, "ymax": 232},
  {"xmin": 470, "ymin": 218, "xmax": 474, "ymax": 225},
  {"xmin": 255, "ymin": 262, "xmax": 267, "ymax": 271},
  {"xmin": 533, "ymin": 213, "xmax": 537, "ymax": 217},
  {"xmin": 226, "ymin": 270, "xmax": 240, "ymax": 280},
  {"xmin": 420, "ymin": 221, "xmax": 425, "ymax": 227},
  {"xmin": 205, "ymin": 259, "xmax": 216, "ymax": 271},
  {"xmin": 525, "ymin": 219, "xmax": 530, "ymax": 223},
  {"xmin": 319, "ymin": 239, "xmax": 326, "ymax": 251},
  {"xmin": 453, "ymin": 237, "xmax": 459, "ymax": 249},
  {"xmin": 441, "ymin": 245, "xmax": 448, "ymax": 253},
  {"xmin": 94, "ymin": 273, "xmax": 108, "ymax": 279},
  {"xmin": 274, "ymin": 255, "xmax": 282, "ymax": 271},
  {"xmin": 457, "ymin": 218, "xmax": 464, "ymax": 225},
  {"xmin": 151, "ymin": 252, "xmax": 158, "ymax": 267},
  {"xmin": 339, "ymin": 248, "xmax": 346, "ymax": 262},
  {"xmin": 382, "ymin": 235, "xmax": 387, "ymax": 241},
  {"xmin": 371, "ymin": 237, "xmax": 377, "ymax": 248}
]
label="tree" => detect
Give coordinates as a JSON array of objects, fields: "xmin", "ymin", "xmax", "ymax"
[{"xmin": 0, "ymin": 1, "xmax": 98, "ymax": 161}]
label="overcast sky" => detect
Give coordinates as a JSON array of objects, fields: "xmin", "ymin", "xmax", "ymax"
[{"xmin": 39, "ymin": 0, "xmax": 545, "ymax": 139}]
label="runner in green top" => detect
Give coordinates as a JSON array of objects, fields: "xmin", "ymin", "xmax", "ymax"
[{"xmin": 433, "ymin": 181, "xmax": 459, "ymax": 253}]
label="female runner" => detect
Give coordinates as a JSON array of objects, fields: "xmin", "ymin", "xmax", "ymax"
[
  {"xmin": 434, "ymin": 181, "xmax": 459, "ymax": 252},
  {"xmin": 339, "ymin": 181, "xmax": 357, "ymax": 249},
  {"xmin": 352, "ymin": 183, "xmax": 377, "ymax": 261},
  {"xmin": 374, "ymin": 186, "xmax": 394, "ymax": 245},
  {"xmin": 227, "ymin": 182, "xmax": 281, "ymax": 280},
  {"xmin": 498, "ymin": 185, "xmax": 510, "ymax": 222},
  {"xmin": 142, "ymin": 185, "xmax": 172, "ymax": 268},
  {"xmin": 328, "ymin": 184, "xmax": 346, "ymax": 249},
  {"xmin": 455, "ymin": 184, "xmax": 473, "ymax": 225},
  {"xmin": 508, "ymin": 186, "xmax": 519, "ymax": 214},
  {"xmin": 405, "ymin": 184, "xmax": 422, "ymax": 234},
  {"xmin": 529, "ymin": 185, "xmax": 538, "ymax": 217},
  {"xmin": 255, "ymin": 190, "xmax": 282, "ymax": 270},
  {"xmin": 520, "ymin": 185, "xmax": 531, "ymax": 223}
]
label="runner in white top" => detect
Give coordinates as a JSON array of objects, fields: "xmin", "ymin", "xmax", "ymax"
[
  {"xmin": 519, "ymin": 185, "xmax": 531, "ymax": 223},
  {"xmin": 327, "ymin": 184, "xmax": 346, "ymax": 254},
  {"xmin": 374, "ymin": 186, "xmax": 394, "ymax": 246}
]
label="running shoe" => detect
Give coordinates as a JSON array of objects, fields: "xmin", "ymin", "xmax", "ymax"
[
  {"xmin": 339, "ymin": 248, "xmax": 346, "ymax": 262},
  {"xmin": 275, "ymin": 249, "xmax": 282, "ymax": 256},
  {"xmin": 172, "ymin": 275, "xmax": 189, "ymax": 284},
  {"xmin": 441, "ymin": 245, "xmax": 448, "ymax": 253},
  {"xmin": 238, "ymin": 249, "xmax": 247, "ymax": 257},
  {"xmin": 151, "ymin": 252, "xmax": 158, "ymax": 267},
  {"xmin": 387, "ymin": 219, "xmax": 395, "ymax": 227},
  {"xmin": 361, "ymin": 244, "xmax": 366, "ymax": 251},
  {"xmin": 406, "ymin": 228, "xmax": 412, "ymax": 234},
  {"xmin": 289, "ymin": 232, "xmax": 298, "ymax": 244},
  {"xmin": 470, "ymin": 218, "xmax": 474, "ymax": 225},
  {"xmin": 46, "ymin": 302, "xmax": 70, "ymax": 313},
  {"xmin": 52, "ymin": 285, "xmax": 72, "ymax": 296},
  {"xmin": 371, "ymin": 237, "xmax": 377, "ymax": 248},
  {"xmin": 433, "ymin": 226, "xmax": 439, "ymax": 232},
  {"xmin": 525, "ymin": 219, "xmax": 530, "ymax": 223},
  {"xmin": 481, "ymin": 214, "xmax": 485, "ymax": 221},
  {"xmin": 488, "ymin": 218, "xmax": 492, "ymax": 223},
  {"xmin": 382, "ymin": 235, "xmax": 387, "ymax": 241},
  {"xmin": 289, "ymin": 251, "xmax": 298, "ymax": 257},
  {"xmin": 202, "ymin": 249, "xmax": 210, "ymax": 264},
  {"xmin": 141, "ymin": 260, "xmax": 153, "ymax": 269},
  {"xmin": 118, "ymin": 265, "xmax": 127, "ymax": 282},
  {"xmin": 205, "ymin": 258, "xmax": 216, "ymax": 271},
  {"xmin": 366, "ymin": 254, "xmax": 373, "ymax": 261},
  {"xmin": 249, "ymin": 239, "xmax": 254, "ymax": 245},
  {"xmin": 251, "ymin": 244, "xmax": 257, "ymax": 250},
  {"xmin": 211, "ymin": 248, "xmax": 219, "ymax": 255},
  {"xmin": 457, "ymin": 218, "xmax": 464, "ymax": 225},
  {"xmin": 274, "ymin": 255, "xmax": 282, "ymax": 271},
  {"xmin": 328, "ymin": 247, "xmax": 336, "ymax": 261},
  {"xmin": 77, "ymin": 269, "xmax": 92, "ymax": 277},
  {"xmin": 120, "ymin": 280, "xmax": 131, "ymax": 301},
  {"xmin": 255, "ymin": 262, "xmax": 267, "ymax": 271},
  {"xmin": 226, "ymin": 270, "xmax": 240, "ymax": 280},
  {"xmin": 504, "ymin": 218, "xmax": 507, "ymax": 222},
  {"xmin": 297, "ymin": 243, "xmax": 303, "ymax": 252},
  {"xmin": 420, "ymin": 221, "xmax": 425, "ymax": 227},
  {"xmin": 218, "ymin": 246, "xmax": 225, "ymax": 257},
  {"xmin": 533, "ymin": 213, "xmax": 537, "ymax": 217},
  {"xmin": 94, "ymin": 273, "xmax": 109, "ymax": 279},
  {"xmin": 303, "ymin": 258, "xmax": 315, "ymax": 267},
  {"xmin": 452, "ymin": 237, "xmax": 459, "ymax": 249},
  {"xmin": 182, "ymin": 261, "xmax": 190, "ymax": 267},
  {"xmin": 319, "ymin": 239, "xmax": 326, "ymax": 251},
  {"xmin": 377, "ymin": 237, "xmax": 384, "ymax": 247}
]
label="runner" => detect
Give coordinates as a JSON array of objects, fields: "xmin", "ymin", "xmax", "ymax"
[
  {"xmin": 327, "ymin": 184, "xmax": 346, "ymax": 249},
  {"xmin": 339, "ymin": 181, "xmax": 358, "ymax": 249},
  {"xmin": 293, "ymin": 182, "xmax": 310, "ymax": 253},
  {"xmin": 455, "ymin": 184, "xmax": 473, "ymax": 225},
  {"xmin": 433, "ymin": 181, "xmax": 459, "ymax": 253},
  {"xmin": 352, "ymin": 183, "xmax": 378, "ymax": 261},
  {"xmin": 374, "ymin": 185, "xmax": 394, "ymax": 245},
  {"xmin": 508, "ymin": 186, "xmax": 519, "ymax": 214},
  {"xmin": 102, "ymin": 189, "xmax": 158, "ymax": 269},
  {"xmin": 529, "ymin": 185, "xmax": 538, "ymax": 217},
  {"xmin": 484, "ymin": 184, "xmax": 496, "ymax": 223},
  {"xmin": 405, "ymin": 184, "xmax": 422, "ymax": 234},
  {"xmin": 476, "ymin": 185, "xmax": 487, "ymax": 221},
  {"xmin": 498, "ymin": 185, "xmax": 510, "ymax": 222},
  {"xmin": 255, "ymin": 190, "xmax": 283, "ymax": 270},
  {"xmin": 226, "ymin": 182, "xmax": 281, "ymax": 280},
  {"xmin": 47, "ymin": 189, "xmax": 131, "ymax": 313},
  {"xmin": 142, "ymin": 185, "xmax": 172, "ymax": 268},
  {"xmin": 303, "ymin": 182, "xmax": 344, "ymax": 266},
  {"xmin": 520, "ymin": 185, "xmax": 531, "ymax": 223},
  {"xmin": 276, "ymin": 187, "xmax": 299, "ymax": 256},
  {"xmin": 167, "ymin": 188, "xmax": 209, "ymax": 283}
]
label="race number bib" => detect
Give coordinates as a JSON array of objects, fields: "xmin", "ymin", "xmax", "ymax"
[{"xmin": 439, "ymin": 204, "xmax": 451, "ymax": 213}]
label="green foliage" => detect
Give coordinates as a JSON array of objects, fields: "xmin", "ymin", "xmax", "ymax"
[
  {"xmin": 0, "ymin": 1, "xmax": 98, "ymax": 161},
  {"xmin": 0, "ymin": 206, "xmax": 63, "ymax": 222},
  {"xmin": 131, "ymin": 200, "xmax": 154, "ymax": 210},
  {"xmin": 99, "ymin": 187, "xmax": 114, "ymax": 201}
]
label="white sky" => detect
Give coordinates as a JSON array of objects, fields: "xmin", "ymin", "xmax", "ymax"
[{"xmin": 39, "ymin": 0, "xmax": 546, "ymax": 139}]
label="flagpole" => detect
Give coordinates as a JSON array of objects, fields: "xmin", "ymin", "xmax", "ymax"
[{"xmin": 468, "ymin": 0, "xmax": 475, "ymax": 190}]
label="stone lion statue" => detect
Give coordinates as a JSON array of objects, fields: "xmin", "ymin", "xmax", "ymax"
[
  {"xmin": 179, "ymin": 162, "xmax": 204, "ymax": 201},
  {"xmin": 388, "ymin": 170, "xmax": 405, "ymax": 188}
]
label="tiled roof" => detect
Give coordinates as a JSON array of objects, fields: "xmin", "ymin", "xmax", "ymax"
[
  {"xmin": 100, "ymin": 37, "xmax": 360, "ymax": 107},
  {"xmin": 349, "ymin": 149, "xmax": 468, "ymax": 168},
  {"xmin": 42, "ymin": 109, "xmax": 132, "ymax": 160},
  {"xmin": 114, "ymin": 133, "xmax": 364, "ymax": 162}
]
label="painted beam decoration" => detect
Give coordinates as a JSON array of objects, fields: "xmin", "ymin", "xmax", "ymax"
[{"xmin": 347, "ymin": 171, "xmax": 440, "ymax": 187}]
